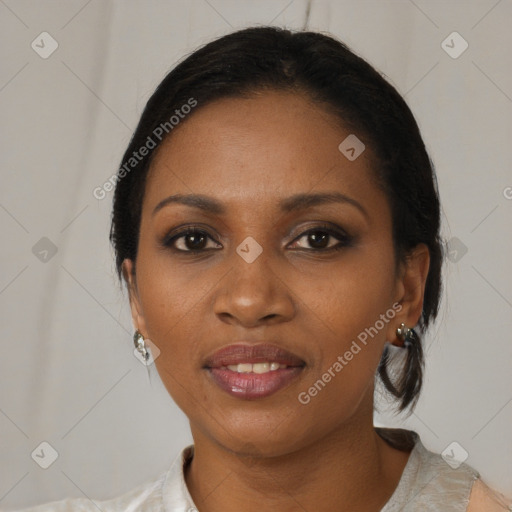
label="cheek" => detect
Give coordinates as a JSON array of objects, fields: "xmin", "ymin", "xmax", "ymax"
[
  {"xmin": 295, "ymin": 239, "xmax": 396, "ymax": 340},
  {"xmin": 134, "ymin": 248, "xmax": 205, "ymax": 379},
  {"xmin": 134, "ymin": 244, "xmax": 239, "ymax": 416},
  {"xmin": 136, "ymin": 232, "xmax": 209, "ymax": 335},
  {"xmin": 294, "ymin": 246, "xmax": 397, "ymax": 403}
]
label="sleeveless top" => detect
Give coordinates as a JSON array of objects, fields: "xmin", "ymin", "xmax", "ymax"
[{"xmin": 7, "ymin": 429, "xmax": 500, "ymax": 511}]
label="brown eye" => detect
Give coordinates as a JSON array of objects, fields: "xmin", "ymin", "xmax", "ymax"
[
  {"xmin": 306, "ymin": 230, "xmax": 330, "ymax": 249},
  {"xmin": 164, "ymin": 228, "xmax": 221, "ymax": 252},
  {"xmin": 289, "ymin": 226, "xmax": 353, "ymax": 252}
]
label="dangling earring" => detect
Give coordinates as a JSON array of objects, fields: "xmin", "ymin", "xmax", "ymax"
[
  {"xmin": 396, "ymin": 322, "xmax": 414, "ymax": 348},
  {"xmin": 133, "ymin": 330, "xmax": 150, "ymax": 362}
]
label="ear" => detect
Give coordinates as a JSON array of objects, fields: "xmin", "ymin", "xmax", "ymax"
[
  {"xmin": 122, "ymin": 259, "xmax": 147, "ymax": 336},
  {"xmin": 387, "ymin": 243, "xmax": 430, "ymax": 347}
]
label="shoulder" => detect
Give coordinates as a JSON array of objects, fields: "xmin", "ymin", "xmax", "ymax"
[
  {"xmin": 7, "ymin": 445, "xmax": 196, "ymax": 512},
  {"xmin": 406, "ymin": 437, "xmax": 480, "ymax": 506},
  {"xmin": 411, "ymin": 439, "xmax": 512, "ymax": 511},
  {"xmin": 467, "ymin": 478, "xmax": 512, "ymax": 512},
  {"xmin": 378, "ymin": 428, "xmax": 491, "ymax": 511},
  {"xmin": 378, "ymin": 427, "xmax": 480, "ymax": 489}
]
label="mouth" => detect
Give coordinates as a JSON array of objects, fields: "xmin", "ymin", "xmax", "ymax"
[{"xmin": 203, "ymin": 343, "xmax": 306, "ymax": 400}]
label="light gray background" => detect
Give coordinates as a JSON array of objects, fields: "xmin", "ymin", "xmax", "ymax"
[{"xmin": 1, "ymin": 0, "xmax": 511, "ymax": 509}]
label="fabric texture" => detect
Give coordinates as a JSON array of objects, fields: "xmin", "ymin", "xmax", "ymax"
[{"xmin": 8, "ymin": 430, "xmax": 484, "ymax": 511}]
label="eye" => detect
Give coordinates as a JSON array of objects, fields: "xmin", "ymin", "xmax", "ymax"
[
  {"xmin": 289, "ymin": 225, "xmax": 353, "ymax": 252},
  {"xmin": 163, "ymin": 227, "xmax": 221, "ymax": 253},
  {"xmin": 162, "ymin": 224, "xmax": 353, "ymax": 254}
]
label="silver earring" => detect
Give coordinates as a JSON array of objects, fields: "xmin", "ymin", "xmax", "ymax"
[
  {"xmin": 133, "ymin": 330, "xmax": 150, "ymax": 362},
  {"xmin": 396, "ymin": 323, "xmax": 414, "ymax": 348}
]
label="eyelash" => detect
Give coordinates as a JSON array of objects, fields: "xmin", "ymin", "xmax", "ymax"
[{"xmin": 161, "ymin": 224, "xmax": 354, "ymax": 254}]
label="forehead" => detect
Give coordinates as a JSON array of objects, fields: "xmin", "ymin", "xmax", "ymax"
[{"xmin": 144, "ymin": 91, "xmax": 382, "ymax": 216}]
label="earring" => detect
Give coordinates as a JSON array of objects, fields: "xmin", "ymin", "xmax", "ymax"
[
  {"xmin": 133, "ymin": 330, "xmax": 150, "ymax": 362},
  {"xmin": 396, "ymin": 323, "xmax": 414, "ymax": 348}
]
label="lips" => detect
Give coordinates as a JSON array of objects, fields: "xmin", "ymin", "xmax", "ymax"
[
  {"xmin": 203, "ymin": 343, "xmax": 305, "ymax": 369},
  {"xmin": 203, "ymin": 342, "xmax": 306, "ymax": 400}
]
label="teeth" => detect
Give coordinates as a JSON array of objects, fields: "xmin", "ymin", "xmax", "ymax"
[
  {"xmin": 253, "ymin": 362, "xmax": 270, "ymax": 374},
  {"xmin": 226, "ymin": 362, "xmax": 288, "ymax": 373}
]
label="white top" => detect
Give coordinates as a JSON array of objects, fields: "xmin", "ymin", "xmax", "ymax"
[{"xmin": 7, "ymin": 431, "xmax": 509, "ymax": 511}]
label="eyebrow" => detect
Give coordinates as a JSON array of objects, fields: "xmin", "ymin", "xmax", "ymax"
[{"xmin": 152, "ymin": 192, "xmax": 369, "ymax": 220}]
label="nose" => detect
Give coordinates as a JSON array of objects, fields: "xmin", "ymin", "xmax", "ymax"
[{"xmin": 213, "ymin": 247, "xmax": 295, "ymax": 327}]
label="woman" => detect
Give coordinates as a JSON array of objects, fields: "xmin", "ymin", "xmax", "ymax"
[{"xmin": 13, "ymin": 26, "xmax": 511, "ymax": 512}]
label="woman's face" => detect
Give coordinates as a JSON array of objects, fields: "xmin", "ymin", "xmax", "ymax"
[{"xmin": 124, "ymin": 90, "xmax": 427, "ymax": 456}]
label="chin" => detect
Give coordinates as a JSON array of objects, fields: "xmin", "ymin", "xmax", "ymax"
[{"xmin": 206, "ymin": 415, "xmax": 313, "ymax": 458}]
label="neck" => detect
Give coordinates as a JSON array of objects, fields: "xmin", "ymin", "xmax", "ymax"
[{"xmin": 184, "ymin": 410, "xmax": 411, "ymax": 512}]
